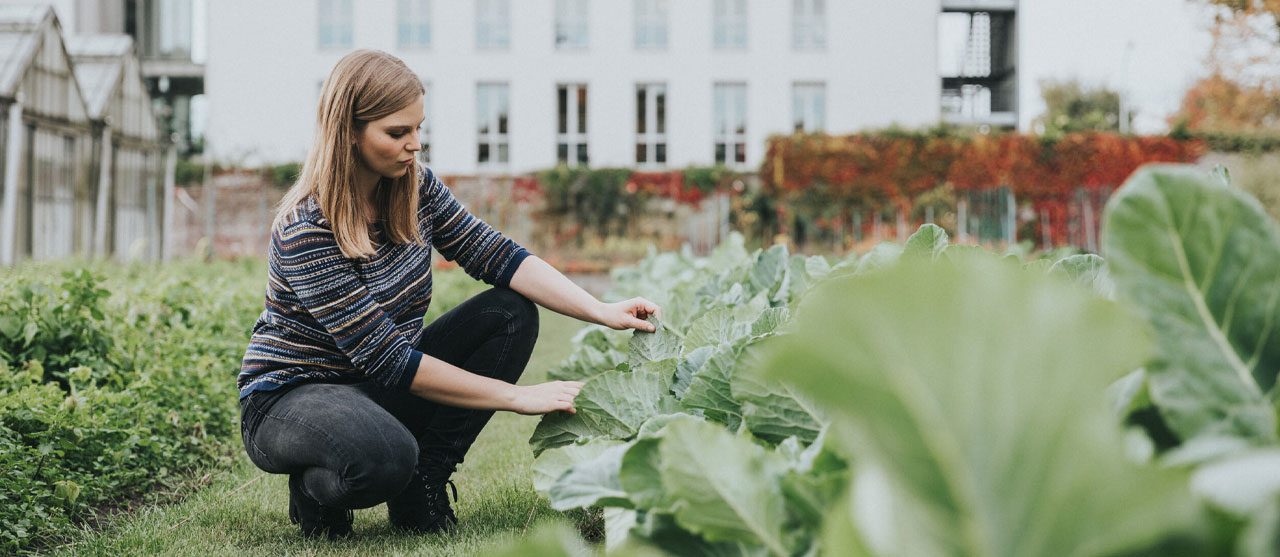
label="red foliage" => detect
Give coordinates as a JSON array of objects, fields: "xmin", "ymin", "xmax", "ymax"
[
  {"xmin": 629, "ymin": 171, "xmax": 707, "ymax": 206},
  {"xmin": 512, "ymin": 175, "xmax": 543, "ymax": 204},
  {"xmin": 764, "ymin": 131, "xmax": 1203, "ymax": 202}
]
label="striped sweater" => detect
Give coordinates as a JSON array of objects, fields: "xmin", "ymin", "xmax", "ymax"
[{"xmin": 236, "ymin": 167, "xmax": 531, "ymax": 399}]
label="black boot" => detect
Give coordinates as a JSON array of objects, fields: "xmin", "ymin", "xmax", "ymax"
[
  {"xmin": 288, "ymin": 474, "xmax": 354, "ymax": 540},
  {"xmin": 386, "ymin": 457, "xmax": 459, "ymax": 534}
]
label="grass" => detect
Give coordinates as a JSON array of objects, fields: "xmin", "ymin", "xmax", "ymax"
[{"xmin": 47, "ymin": 307, "xmax": 590, "ymax": 556}]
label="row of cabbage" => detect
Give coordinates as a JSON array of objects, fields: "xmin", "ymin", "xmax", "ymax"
[{"xmin": 523, "ymin": 164, "xmax": 1280, "ymax": 556}]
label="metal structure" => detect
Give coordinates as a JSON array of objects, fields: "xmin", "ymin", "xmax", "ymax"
[
  {"xmin": 940, "ymin": 0, "xmax": 1018, "ymax": 129},
  {"xmin": 0, "ymin": 3, "xmax": 168, "ymax": 265},
  {"xmin": 67, "ymin": 33, "xmax": 168, "ymax": 261}
]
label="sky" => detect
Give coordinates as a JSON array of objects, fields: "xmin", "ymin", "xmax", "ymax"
[{"xmin": 1013, "ymin": 0, "xmax": 1226, "ymax": 134}]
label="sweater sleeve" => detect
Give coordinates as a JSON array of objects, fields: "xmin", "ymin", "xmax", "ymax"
[
  {"xmin": 271, "ymin": 221, "xmax": 424, "ymax": 390},
  {"xmin": 423, "ymin": 169, "xmax": 531, "ymax": 287}
]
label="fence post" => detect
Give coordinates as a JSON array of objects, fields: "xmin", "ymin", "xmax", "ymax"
[
  {"xmin": 957, "ymin": 198, "xmax": 968, "ymax": 243},
  {"xmin": 161, "ymin": 140, "xmax": 176, "ymax": 261},
  {"xmin": 203, "ymin": 156, "xmax": 215, "ymax": 260},
  {"xmin": 1083, "ymin": 189, "xmax": 1096, "ymax": 253},
  {"xmin": 1040, "ymin": 208, "xmax": 1051, "ymax": 250},
  {"xmin": 1005, "ymin": 188, "xmax": 1016, "ymax": 245}
]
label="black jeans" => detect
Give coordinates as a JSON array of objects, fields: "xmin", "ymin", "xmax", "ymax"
[{"xmin": 239, "ymin": 287, "xmax": 539, "ymax": 510}]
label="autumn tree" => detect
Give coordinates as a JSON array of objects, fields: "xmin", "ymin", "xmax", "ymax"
[{"xmin": 1170, "ymin": 3, "xmax": 1280, "ymax": 132}]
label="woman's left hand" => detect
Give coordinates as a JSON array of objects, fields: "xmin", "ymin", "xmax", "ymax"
[{"xmin": 596, "ymin": 297, "xmax": 662, "ymax": 332}]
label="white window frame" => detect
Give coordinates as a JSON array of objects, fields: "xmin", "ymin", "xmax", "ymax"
[
  {"xmin": 557, "ymin": 83, "xmax": 589, "ymax": 166},
  {"xmin": 792, "ymin": 0, "xmax": 826, "ymax": 51},
  {"xmin": 634, "ymin": 0, "xmax": 668, "ymax": 50},
  {"xmin": 555, "ymin": 0, "xmax": 589, "ymax": 50},
  {"xmin": 476, "ymin": 82, "xmax": 510, "ymax": 168},
  {"xmin": 317, "ymin": 0, "xmax": 353, "ymax": 50},
  {"xmin": 635, "ymin": 83, "xmax": 667, "ymax": 166},
  {"xmin": 792, "ymin": 82, "xmax": 826, "ymax": 133},
  {"xmin": 397, "ymin": 0, "xmax": 432, "ymax": 49},
  {"xmin": 713, "ymin": 0, "xmax": 747, "ymax": 50},
  {"xmin": 476, "ymin": 0, "xmax": 511, "ymax": 50},
  {"xmin": 713, "ymin": 83, "xmax": 747, "ymax": 167}
]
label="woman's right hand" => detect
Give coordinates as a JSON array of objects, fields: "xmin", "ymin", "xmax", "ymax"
[{"xmin": 510, "ymin": 381, "xmax": 584, "ymax": 415}]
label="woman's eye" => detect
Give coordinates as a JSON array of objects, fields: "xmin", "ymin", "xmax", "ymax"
[{"xmin": 390, "ymin": 132, "xmax": 406, "ymax": 138}]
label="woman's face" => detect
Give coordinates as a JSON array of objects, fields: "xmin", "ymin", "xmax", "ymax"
[{"xmin": 354, "ymin": 96, "xmax": 424, "ymax": 181}]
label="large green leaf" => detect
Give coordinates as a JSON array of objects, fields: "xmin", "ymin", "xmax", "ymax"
[
  {"xmin": 853, "ymin": 243, "xmax": 903, "ymax": 274},
  {"xmin": 681, "ymin": 341, "xmax": 747, "ymax": 430},
  {"xmin": 625, "ymin": 511, "xmax": 770, "ymax": 557},
  {"xmin": 532, "ymin": 439, "xmax": 627, "ymax": 494},
  {"xmin": 1190, "ymin": 449, "xmax": 1280, "ymax": 517},
  {"xmin": 1102, "ymin": 164, "xmax": 1280, "ymax": 444},
  {"xmin": 903, "ymin": 224, "xmax": 949, "ymax": 260},
  {"xmin": 685, "ymin": 307, "xmax": 750, "ymax": 351},
  {"xmin": 734, "ymin": 345, "xmax": 825, "ymax": 444},
  {"xmin": 548, "ymin": 343, "xmax": 627, "ymax": 382},
  {"xmin": 630, "ymin": 318, "xmax": 684, "ymax": 367},
  {"xmin": 761, "ymin": 257, "xmax": 1196, "ymax": 557},
  {"xmin": 547, "ymin": 441, "xmax": 635, "ymax": 510},
  {"xmin": 530, "ymin": 370, "xmax": 681, "ymax": 456},
  {"xmin": 749, "ymin": 244, "xmax": 789, "ymax": 299},
  {"xmin": 656, "ymin": 419, "xmax": 793, "ymax": 556}
]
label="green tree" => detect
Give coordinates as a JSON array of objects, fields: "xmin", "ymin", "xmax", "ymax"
[{"xmin": 1033, "ymin": 79, "xmax": 1130, "ymax": 136}]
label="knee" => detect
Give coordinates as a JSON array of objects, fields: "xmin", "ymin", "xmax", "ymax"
[
  {"xmin": 337, "ymin": 433, "xmax": 417, "ymax": 508},
  {"xmin": 491, "ymin": 288, "xmax": 538, "ymax": 336}
]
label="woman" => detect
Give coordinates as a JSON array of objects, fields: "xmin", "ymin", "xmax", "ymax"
[{"xmin": 236, "ymin": 49, "xmax": 661, "ymax": 540}]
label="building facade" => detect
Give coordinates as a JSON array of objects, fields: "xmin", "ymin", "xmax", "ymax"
[{"xmin": 205, "ymin": 0, "xmax": 996, "ymax": 175}]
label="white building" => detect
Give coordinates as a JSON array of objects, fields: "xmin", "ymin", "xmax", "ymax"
[{"xmin": 206, "ymin": 0, "xmax": 979, "ymax": 175}]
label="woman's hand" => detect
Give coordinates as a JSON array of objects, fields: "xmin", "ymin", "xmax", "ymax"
[
  {"xmin": 596, "ymin": 298, "xmax": 663, "ymax": 332},
  {"xmin": 510, "ymin": 380, "xmax": 584, "ymax": 415}
]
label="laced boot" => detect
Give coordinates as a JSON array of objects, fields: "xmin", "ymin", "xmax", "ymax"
[
  {"xmin": 387, "ymin": 457, "xmax": 459, "ymax": 534},
  {"xmin": 288, "ymin": 474, "xmax": 354, "ymax": 540}
]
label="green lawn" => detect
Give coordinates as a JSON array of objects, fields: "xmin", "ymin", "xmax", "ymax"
[{"xmin": 49, "ymin": 308, "xmax": 590, "ymax": 556}]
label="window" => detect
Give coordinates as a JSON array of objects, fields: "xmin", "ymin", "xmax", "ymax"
[
  {"xmin": 635, "ymin": 83, "xmax": 667, "ymax": 165},
  {"xmin": 397, "ymin": 0, "xmax": 431, "ymax": 49},
  {"xmin": 477, "ymin": 83, "xmax": 510, "ymax": 166},
  {"xmin": 634, "ymin": 0, "xmax": 668, "ymax": 50},
  {"xmin": 318, "ymin": 0, "xmax": 353, "ymax": 49},
  {"xmin": 714, "ymin": 83, "xmax": 747, "ymax": 165},
  {"xmin": 557, "ymin": 84, "xmax": 588, "ymax": 165},
  {"xmin": 418, "ymin": 84, "xmax": 432, "ymax": 164},
  {"xmin": 792, "ymin": 0, "xmax": 825, "ymax": 50},
  {"xmin": 555, "ymin": 0, "xmax": 588, "ymax": 49},
  {"xmin": 713, "ymin": 0, "xmax": 747, "ymax": 50},
  {"xmin": 792, "ymin": 82, "xmax": 825, "ymax": 133},
  {"xmin": 476, "ymin": 0, "xmax": 510, "ymax": 50}
]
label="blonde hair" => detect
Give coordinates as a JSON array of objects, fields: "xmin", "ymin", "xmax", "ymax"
[{"xmin": 274, "ymin": 49, "xmax": 426, "ymax": 260}]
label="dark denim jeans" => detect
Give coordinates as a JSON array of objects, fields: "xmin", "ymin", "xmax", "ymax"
[{"xmin": 239, "ymin": 287, "xmax": 539, "ymax": 510}]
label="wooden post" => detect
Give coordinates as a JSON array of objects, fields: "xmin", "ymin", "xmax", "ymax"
[{"xmin": 957, "ymin": 197, "xmax": 968, "ymax": 243}]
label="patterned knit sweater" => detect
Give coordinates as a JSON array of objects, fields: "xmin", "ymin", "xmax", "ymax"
[{"xmin": 237, "ymin": 167, "xmax": 531, "ymax": 399}]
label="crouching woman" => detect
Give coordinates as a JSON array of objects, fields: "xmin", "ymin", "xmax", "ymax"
[{"xmin": 235, "ymin": 49, "xmax": 660, "ymax": 540}]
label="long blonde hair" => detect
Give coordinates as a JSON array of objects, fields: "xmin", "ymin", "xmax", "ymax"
[{"xmin": 274, "ymin": 49, "xmax": 426, "ymax": 260}]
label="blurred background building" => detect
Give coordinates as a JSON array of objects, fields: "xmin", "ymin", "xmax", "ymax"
[{"xmin": 203, "ymin": 0, "xmax": 972, "ymax": 174}]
